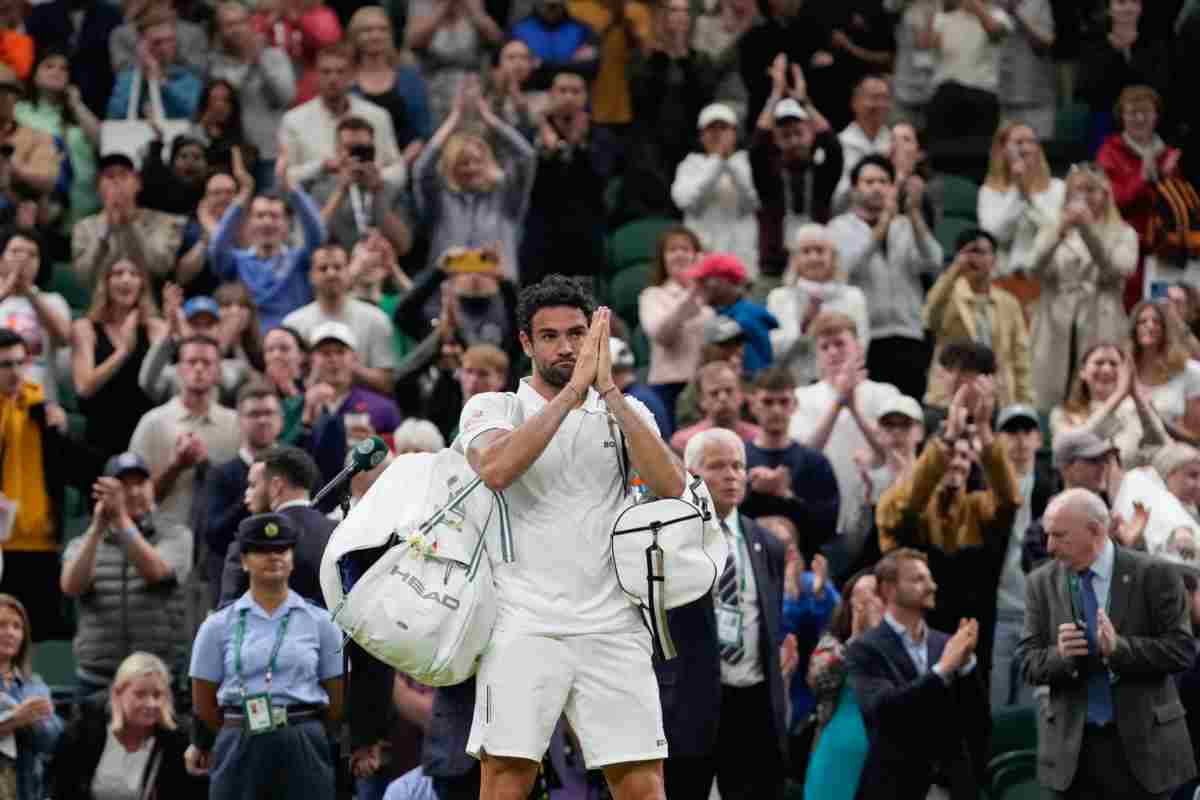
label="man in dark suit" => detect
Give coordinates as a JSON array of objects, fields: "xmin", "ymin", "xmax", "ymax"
[
  {"xmin": 199, "ymin": 381, "xmax": 283, "ymax": 605},
  {"xmin": 218, "ymin": 444, "xmax": 332, "ymax": 606},
  {"xmin": 1019, "ymin": 488, "xmax": 1197, "ymax": 799},
  {"xmin": 657, "ymin": 427, "xmax": 794, "ymax": 800},
  {"xmin": 846, "ymin": 547, "xmax": 991, "ymax": 800}
]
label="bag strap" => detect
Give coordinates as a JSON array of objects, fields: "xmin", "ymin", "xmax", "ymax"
[
  {"xmin": 126, "ymin": 68, "xmax": 143, "ymax": 122},
  {"xmin": 643, "ymin": 536, "xmax": 675, "ymax": 660},
  {"xmin": 146, "ymin": 77, "xmax": 167, "ymax": 123}
]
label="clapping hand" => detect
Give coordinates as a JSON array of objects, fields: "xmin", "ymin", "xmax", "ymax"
[
  {"xmin": 1096, "ymin": 609, "xmax": 1118, "ymax": 658},
  {"xmin": 10, "ymin": 697, "xmax": 53, "ymax": 729},
  {"xmin": 780, "ymin": 633, "xmax": 799, "ymax": 681},
  {"xmin": 937, "ymin": 618, "xmax": 979, "ymax": 673}
]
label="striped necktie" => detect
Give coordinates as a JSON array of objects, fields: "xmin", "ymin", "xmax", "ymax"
[{"xmin": 718, "ymin": 520, "xmax": 743, "ymax": 665}]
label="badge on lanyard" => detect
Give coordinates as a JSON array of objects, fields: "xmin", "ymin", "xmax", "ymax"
[
  {"xmin": 243, "ymin": 693, "xmax": 275, "ymax": 735},
  {"xmin": 716, "ymin": 605, "xmax": 743, "ymax": 649},
  {"xmin": 234, "ymin": 607, "xmax": 294, "ymax": 735}
]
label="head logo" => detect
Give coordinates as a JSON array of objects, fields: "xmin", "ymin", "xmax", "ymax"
[{"xmin": 264, "ymin": 522, "xmax": 279, "ymax": 538}]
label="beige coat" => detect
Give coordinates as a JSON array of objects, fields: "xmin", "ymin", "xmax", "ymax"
[
  {"xmin": 923, "ymin": 270, "xmax": 1033, "ymax": 408},
  {"xmin": 1028, "ymin": 221, "xmax": 1138, "ymax": 411}
]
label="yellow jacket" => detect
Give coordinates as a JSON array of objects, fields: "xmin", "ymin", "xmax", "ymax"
[
  {"xmin": 922, "ymin": 271, "xmax": 1033, "ymax": 409},
  {"xmin": 876, "ymin": 437, "xmax": 1021, "ymax": 555}
]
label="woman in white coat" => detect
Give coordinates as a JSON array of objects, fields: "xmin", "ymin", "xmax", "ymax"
[
  {"xmin": 670, "ymin": 102, "xmax": 760, "ymax": 280},
  {"xmin": 1029, "ymin": 163, "xmax": 1138, "ymax": 411},
  {"xmin": 978, "ymin": 120, "xmax": 1064, "ymax": 308},
  {"xmin": 767, "ymin": 223, "xmax": 868, "ymax": 386}
]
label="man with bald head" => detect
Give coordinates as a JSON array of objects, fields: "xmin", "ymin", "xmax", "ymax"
[{"xmin": 1019, "ymin": 488, "xmax": 1196, "ymax": 799}]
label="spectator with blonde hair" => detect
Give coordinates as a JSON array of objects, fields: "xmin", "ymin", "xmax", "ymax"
[
  {"xmin": 49, "ymin": 651, "xmax": 200, "ymax": 799},
  {"xmin": 347, "ymin": 5, "xmax": 433, "ymax": 161},
  {"xmin": 978, "ymin": 120, "xmax": 1065, "ymax": 302},
  {"xmin": 413, "ymin": 78, "xmax": 536, "ymax": 279},
  {"xmin": 768, "ymin": 222, "xmax": 868, "ymax": 386},
  {"xmin": 1028, "ymin": 162, "xmax": 1138, "ymax": 411},
  {"xmin": 1129, "ymin": 299, "xmax": 1200, "ymax": 426},
  {"xmin": 0, "ymin": 593, "xmax": 62, "ymax": 800}
]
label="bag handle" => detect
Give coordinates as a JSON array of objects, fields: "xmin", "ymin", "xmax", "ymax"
[{"xmin": 126, "ymin": 67, "xmax": 143, "ymax": 122}]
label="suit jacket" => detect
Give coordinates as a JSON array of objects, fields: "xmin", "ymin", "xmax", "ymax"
[
  {"xmin": 218, "ymin": 503, "xmax": 334, "ymax": 608},
  {"xmin": 922, "ymin": 274, "xmax": 1033, "ymax": 409},
  {"xmin": 655, "ymin": 514, "xmax": 789, "ymax": 759},
  {"xmin": 1019, "ymin": 546, "xmax": 1197, "ymax": 793},
  {"xmin": 199, "ymin": 457, "xmax": 251, "ymax": 571},
  {"xmin": 846, "ymin": 622, "xmax": 990, "ymax": 800}
]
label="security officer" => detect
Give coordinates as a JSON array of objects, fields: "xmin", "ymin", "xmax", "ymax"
[{"xmin": 185, "ymin": 513, "xmax": 345, "ymax": 799}]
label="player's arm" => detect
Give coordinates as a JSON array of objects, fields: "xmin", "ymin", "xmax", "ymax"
[
  {"xmin": 467, "ymin": 392, "xmax": 580, "ymax": 492},
  {"xmin": 598, "ymin": 308, "xmax": 685, "ymax": 498}
]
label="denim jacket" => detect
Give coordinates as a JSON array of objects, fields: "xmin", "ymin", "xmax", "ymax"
[{"xmin": 0, "ymin": 671, "xmax": 63, "ymax": 800}]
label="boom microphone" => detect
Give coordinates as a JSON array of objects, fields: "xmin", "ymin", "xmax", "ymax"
[{"xmin": 313, "ymin": 435, "xmax": 390, "ymax": 512}]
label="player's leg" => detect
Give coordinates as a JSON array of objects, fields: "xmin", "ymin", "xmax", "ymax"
[
  {"xmin": 602, "ymin": 759, "xmax": 666, "ymax": 800},
  {"xmin": 479, "ymin": 754, "xmax": 542, "ymax": 800},
  {"xmin": 467, "ymin": 631, "xmax": 575, "ymax": 800}
]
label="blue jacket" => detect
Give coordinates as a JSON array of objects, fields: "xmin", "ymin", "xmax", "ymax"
[
  {"xmin": 208, "ymin": 187, "xmax": 324, "ymax": 329},
  {"xmin": 782, "ymin": 574, "xmax": 840, "ymax": 725},
  {"xmin": 510, "ymin": 16, "xmax": 598, "ymax": 87},
  {"xmin": 105, "ymin": 66, "xmax": 203, "ymax": 120},
  {"xmin": 714, "ymin": 298, "xmax": 778, "ymax": 376},
  {"xmin": 0, "ymin": 672, "xmax": 62, "ymax": 800}
]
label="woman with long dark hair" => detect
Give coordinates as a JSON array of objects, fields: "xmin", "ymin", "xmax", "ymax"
[{"xmin": 189, "ymin": 79, "xmax": 259, "ymax": 178}]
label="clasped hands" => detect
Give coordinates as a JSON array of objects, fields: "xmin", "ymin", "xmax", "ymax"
[{"xmin": 566, "ymin": 307, "xmax": 618, "ymax": 401}]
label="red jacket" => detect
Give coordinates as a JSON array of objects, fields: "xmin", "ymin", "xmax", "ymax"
[{"xmin": 1096, "ymin": 133, "xmax": 1182, "ymax": 308}]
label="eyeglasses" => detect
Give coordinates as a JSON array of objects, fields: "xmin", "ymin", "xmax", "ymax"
[{"xmin": 0, "ymin": 359, "xmax": 23, "ymax": 370}]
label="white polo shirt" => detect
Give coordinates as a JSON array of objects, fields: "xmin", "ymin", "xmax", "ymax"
[{"xmin": 454, "ymin": 379, "xmax": 657, "ymax": 636}]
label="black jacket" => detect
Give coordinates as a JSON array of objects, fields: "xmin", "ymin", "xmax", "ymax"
[
  {"xmin": 655, "ymin": 515, "xmax": 789, "ymax": 759},
  {"xmin": 48, "ymin": 696, "xmax": 203, "ymax": 800},
  {"xmin": 218, "ymin": 503, "xmax": 334, "ymax": 608}
]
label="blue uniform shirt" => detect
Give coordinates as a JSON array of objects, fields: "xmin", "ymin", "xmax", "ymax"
[{"xmin": 190, "ymin": 589, "xmax": 343, "ymax": 708}]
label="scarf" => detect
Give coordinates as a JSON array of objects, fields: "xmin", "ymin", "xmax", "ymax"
[
  {"xmin": 1123, "ymin": 132, "xmax": 1167, "ymax": 183},
  {"xmin": 0, "ymin": 382, "xmax": 52, "ymax": 551}
]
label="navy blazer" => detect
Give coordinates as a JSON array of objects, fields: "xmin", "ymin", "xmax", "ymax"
[
  {"xmin": 847, "ymin": 621, "xmax": 990, "ymax": 800},
  {"xmin": 199, "ymin": 456, "xmax": 251, "ymax": 568},
  {"xmin": 655, "ymin": 514, "xmax": 789, "ymax": 759}
]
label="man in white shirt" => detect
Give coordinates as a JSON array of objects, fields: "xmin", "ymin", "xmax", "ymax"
[
  {"xmin": 279, "ymin": 43, "xmax": 404, "ymax": 190},
  {"xmin": 282, "ymin": 244, "xmax": 396, "ymax": 395},
  {"xmin": 454, "ymin": 275, "xmax": 685, "ymax": 800},
  {"xmin": 790, "ymin": 310, "xmax": 897, "ymax": 537}
]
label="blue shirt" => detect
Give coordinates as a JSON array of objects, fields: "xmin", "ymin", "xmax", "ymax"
[
  {"xmin": 713, "ymin": 298, "xmax": 778, "ymax": 376},
  {"xmin": 0, "ymin": 671, "xmax": 62, "ymax": 800},
  {"xmin": 209, "ymin": 188, "xmax": 325, "ymax": 329},
  {"xmin": 189, "ymin": 589, "xmax": 343, "ymax": 708},
  {"xmin": 383, "ymin": 767, "xmax": 439, "ymax": 800},
  {"xmin": 883, "ymin": 611, "xmax": 975, "ymax": 681}
]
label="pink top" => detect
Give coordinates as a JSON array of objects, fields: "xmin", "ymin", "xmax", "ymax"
[{"xmin": 638, "ymin": 280, "xmax": 714, "ymax": 386}]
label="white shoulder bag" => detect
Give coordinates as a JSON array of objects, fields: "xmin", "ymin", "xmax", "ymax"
[{"xmin": 320, "ymin": 449, "xmax": 513, "ymax": 686}]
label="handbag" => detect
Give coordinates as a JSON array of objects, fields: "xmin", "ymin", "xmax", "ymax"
[
  {"xmin": 319, "ymin": 449, "xmax": 513, "ymax": 687},
  {"xmin": 610, "ymin": 473, "xmax": 729, "ymax": 660},
  {"xmin": 99, "ymin": 69, "xmax": 189, "ymax": 170}
]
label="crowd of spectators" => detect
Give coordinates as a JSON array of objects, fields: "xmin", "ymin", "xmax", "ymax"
[{"xmin": 0, "ymin": 0, "xmax": 1199, "ymax": 797}]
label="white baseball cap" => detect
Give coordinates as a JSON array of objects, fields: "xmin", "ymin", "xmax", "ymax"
[
  {"xmin": 310, "ymin": 320, "xmax": 358, "ymax": 350},
  {"xmin": 875, "ymin": 395, "xmax": 923, "ymax": 424},
  {"xmin": 697, "ymin": 103, "xmax": 738, "ymax": 130},
  {"xmin": 774, "ymin": 98, "xmax": 810, "ymax": 123}
]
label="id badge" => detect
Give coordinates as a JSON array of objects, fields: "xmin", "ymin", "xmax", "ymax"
[
  {"xmin": 716, "ymin": 605, "xmax": 743, "ymax": 649},
  {"xmin": 242, "ymin": 693, "xmax": 275, "ymax": 735}
]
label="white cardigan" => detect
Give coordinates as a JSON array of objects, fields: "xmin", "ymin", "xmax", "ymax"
[
  {"xmin": 671, "ymin": 150, "xmax": 761, "ymax": 279},
  {"xmin": 767, "ymin": 280, "xmax": 869, "ymax": 385},
  {"xmin": 977, "ymin": 178, "xmax": 1064, "ymax": 277}
]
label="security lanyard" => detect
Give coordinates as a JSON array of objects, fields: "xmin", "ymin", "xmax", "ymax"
[{"xmin": 234, "ymin": 608, "xmax": 294, "ymax": 698}]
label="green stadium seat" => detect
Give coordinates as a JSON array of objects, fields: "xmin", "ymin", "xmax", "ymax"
[
  {"xmin": 609, "ymin": 263, "xmax": 652, "ymax": 331},
  {"xmin": 989, "ymin": 704, "xmax": 1037, "ymax": 760},
  {"xmin": 603, "ymin": 175, "xmax": 624, "ymax": 218},
  {"xmin": 1055, "ymin": 102, "xmax": 1092, "ymax": 147},
  {"xmin": 935, "ymin": 216, "xmax": 977, "ymax": 262},
  {"xmin": 32, "ymin": 638, "xmax": 77, "ymax": 688},
  {"xmin": 49, "ymin": 262, "xmax": 90, "ymax": 315},
  {"xmin": 941, "ymin": 174, "xmax": 980, "ymax": 221},
  {"xmin": 988, "ymin": 749, "xmax": 1038, "ymax": 799},
  {"xmin": 631, "ymin": 325, "xmax": 650, "ymax": 369},
  {"xmin": 607, "ymin": 218, "xmax": 674, "ymax": 274}
]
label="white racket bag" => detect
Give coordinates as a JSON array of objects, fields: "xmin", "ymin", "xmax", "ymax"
[
  {"xmin": 320, "ymin": 449, "xmax": 512, "ymax": 686},
  {"xmin": 610, "ymin": 474, "xmax": 728, "ymax": 659}
]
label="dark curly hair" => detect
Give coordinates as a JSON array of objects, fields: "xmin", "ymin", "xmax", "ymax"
[{"xmin": 517, "ymin": 274, "xmax": 595, "ymax": 336}]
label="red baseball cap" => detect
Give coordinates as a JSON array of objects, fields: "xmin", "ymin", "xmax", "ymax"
[{"xmin": 684, "ymin": 252, "xmax": 748, "ymax": 285}]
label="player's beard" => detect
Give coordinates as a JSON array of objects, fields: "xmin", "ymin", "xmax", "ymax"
[{"xmin": 534, "ymin": 355, "xmax": 574, "ymax": 388}]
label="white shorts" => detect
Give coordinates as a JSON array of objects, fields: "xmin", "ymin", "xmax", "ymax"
[{"xmin": 466, "ymin": 628, "xmax": 668, "ymax": 769}]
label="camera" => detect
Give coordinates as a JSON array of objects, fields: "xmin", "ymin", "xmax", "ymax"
[{"xmin": 349, "ymin": 144, "xmax": 375, "ymax": 162}]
